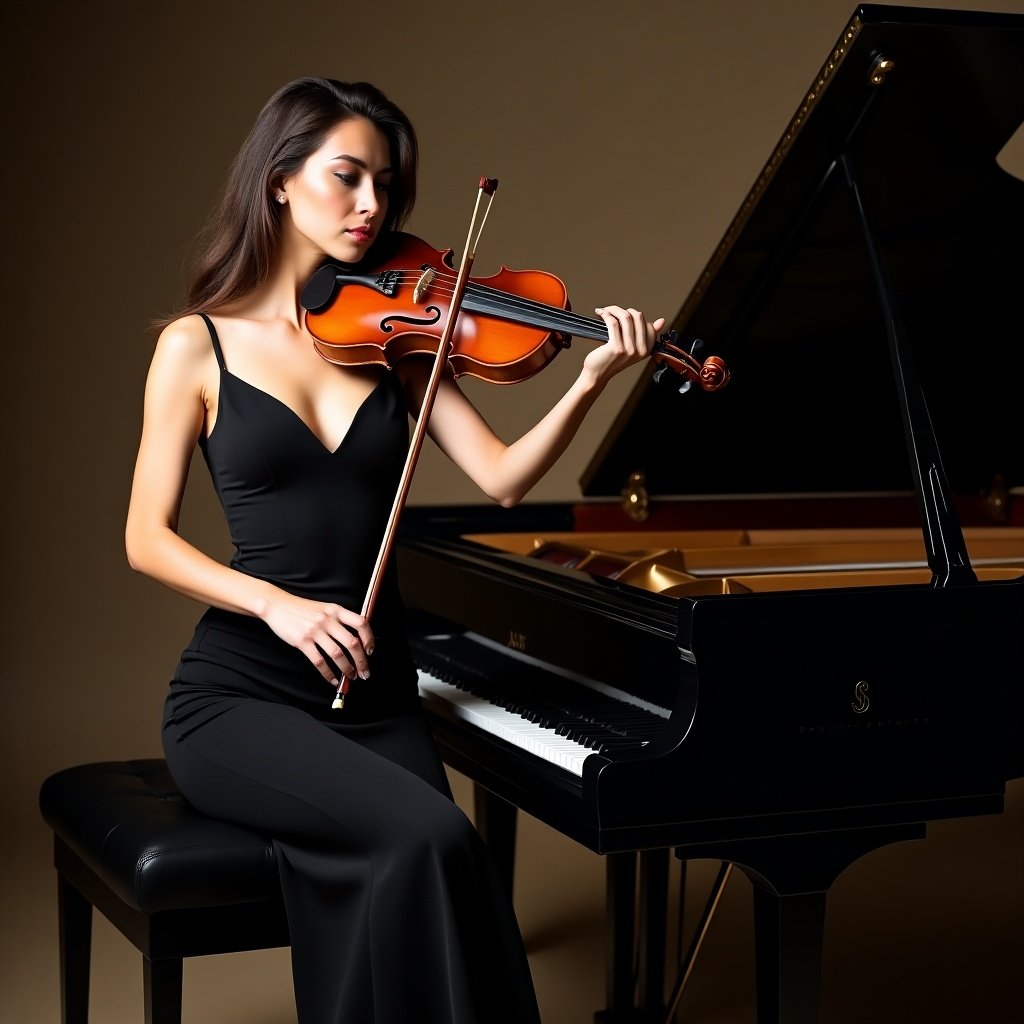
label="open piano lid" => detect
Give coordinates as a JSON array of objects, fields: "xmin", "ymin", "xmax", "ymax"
[{"xmin": 582, "ymin": 5, "xmax": 1024, "ymax": 503}]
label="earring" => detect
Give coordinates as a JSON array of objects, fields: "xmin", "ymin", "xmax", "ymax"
[{"xmin": 277, "ymin": 194, "xmax": 286, "ymax": 205}]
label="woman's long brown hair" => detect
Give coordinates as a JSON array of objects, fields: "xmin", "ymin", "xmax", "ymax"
[{"xmin": 158, "ymin": 77, "xmax": 417, "ymax": 327}]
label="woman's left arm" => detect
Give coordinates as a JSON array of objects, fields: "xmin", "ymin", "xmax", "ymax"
[{"xmin": 399, "ymin": 305, "xmax": 664, "ymax": 507}]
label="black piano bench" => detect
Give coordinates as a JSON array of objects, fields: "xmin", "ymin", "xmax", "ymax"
[{"xmin": 38, "ymin": 759, "xmax": 289, "ymax": 1024}]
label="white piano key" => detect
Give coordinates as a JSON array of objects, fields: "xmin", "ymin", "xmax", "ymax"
[{"xmin": 417, "ymin": 671, "xmax": 590, "ymax": 777}]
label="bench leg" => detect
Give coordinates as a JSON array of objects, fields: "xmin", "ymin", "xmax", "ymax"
[
  {"xmin": 58, "ymin": 875, "xmax": 92, "ymax": 1024},
  {"xmin": 144, "ymin": 956, "xmax": 184, "ymax": 1024}
]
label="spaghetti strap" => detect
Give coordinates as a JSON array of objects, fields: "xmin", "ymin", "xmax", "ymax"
[{"xmin": 198, "ymin": 312, "xmax": 226, "ymax": 370}]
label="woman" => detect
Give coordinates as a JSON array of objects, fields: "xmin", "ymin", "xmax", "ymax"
[{"xmin": 125, "ymin": 76, "xmax": 663, "ymax": 1023}]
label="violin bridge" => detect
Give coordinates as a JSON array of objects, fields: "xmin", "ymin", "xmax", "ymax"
[{"xmin": 413, "ymin": 267, "xmax": 436, "ymax": 304}]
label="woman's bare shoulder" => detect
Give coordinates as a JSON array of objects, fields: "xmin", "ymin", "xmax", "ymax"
[
  {"xmin": 145, "ymin": 314, "xmax": 219, "ymax": 399},
  {"xmin": 154, "ymin": 313, "xmax": 214, "ymax": 360}
]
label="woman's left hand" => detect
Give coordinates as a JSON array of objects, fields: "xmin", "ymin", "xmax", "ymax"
[{"xmin": 582, "ymin": 306, "xmax": 666, "ymax": 388}]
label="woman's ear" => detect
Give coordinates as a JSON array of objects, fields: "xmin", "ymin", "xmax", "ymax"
[{"xmin": 269, "ymin": 175, "xmax": 289, "ymax": 205}]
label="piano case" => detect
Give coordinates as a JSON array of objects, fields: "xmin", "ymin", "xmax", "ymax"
[{"xmin": 396, "ymin": 6, "xmax": 1024, "ymax": 1023}]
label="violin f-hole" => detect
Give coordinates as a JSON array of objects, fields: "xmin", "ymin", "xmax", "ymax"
[{"xmin": 380, "ymin": 305, "xmax": 443, "ymax": 334}]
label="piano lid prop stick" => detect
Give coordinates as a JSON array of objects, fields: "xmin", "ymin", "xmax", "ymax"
[
  {"xmin": 332, "ymin": 177, "xmax": 500, "ymax": 711},
  {"xmin": 663, "ymin": 862, "xmax": 733, "ymax": 1024}
]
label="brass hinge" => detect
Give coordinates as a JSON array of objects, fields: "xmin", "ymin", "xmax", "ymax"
[
  {"xmin": 985, "ymin": 473, "xmax": 1010, "ymax": 524},
  {"xmin": 621, "ymin": 470, "xmax": 650, "ymax": 522}
]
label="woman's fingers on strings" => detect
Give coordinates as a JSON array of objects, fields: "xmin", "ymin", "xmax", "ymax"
[
  {"xmin": 627, "ymin": 308, "xmax": 645, "ymax": 356},
  {"xmin": 596, "ymin": 306, "xmax": 623, "ymax": 351},
  {"xmin": 598, "ymin": 306, "xmax": 637, "ymax": 358},
  {"xmin": 597, "ymin": 306, "xmax": 664, "ymax": 361}
]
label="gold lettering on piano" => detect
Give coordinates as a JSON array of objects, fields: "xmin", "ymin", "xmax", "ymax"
[
  {"xmin": 507, "ymin": 630, "xmax": 527, "ymax": 652},
  {"xmin": 796, "ymin": 680, "xmax": 931, "ymax": 734},
  {"xmin": 851, "ymin": 680, "xmax": 871, "ymax": 714},
  {"xmin": 798, "ymin": 717, "xmax": 929, "ymax": 735}
]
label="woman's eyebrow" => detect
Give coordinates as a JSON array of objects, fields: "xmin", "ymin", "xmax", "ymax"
[{"xmin": 330, "ymin": 154, "xmax": 393, "ymax": 174}]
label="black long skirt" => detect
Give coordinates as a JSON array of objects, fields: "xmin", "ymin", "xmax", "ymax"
[{"xmin": 162, "ymin": 614, "xmax": 541, "ymax": 1024}]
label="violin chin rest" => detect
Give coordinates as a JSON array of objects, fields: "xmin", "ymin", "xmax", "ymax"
[{"xmin": 301, "ymin": 264, "xmax": 341, "ymax": 313}]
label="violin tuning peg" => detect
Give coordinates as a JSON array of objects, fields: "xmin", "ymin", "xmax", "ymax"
[
  {"xmin": 652, "ymin": 363, "xmax": 693, "ymax": 395},
  {"xmin": 689, "ymin": 337, "xmax": 704, "ymax": 356}
]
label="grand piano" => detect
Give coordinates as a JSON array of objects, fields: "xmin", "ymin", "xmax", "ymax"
[{"xmin": 395, "ymin": 6, "xmax": 1024, "ymax": 1022}]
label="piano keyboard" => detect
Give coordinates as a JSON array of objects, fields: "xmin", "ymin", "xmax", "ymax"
[
  {"xmin": 418, "ymin": 670, "xmax": 592, "ymax": 776},
  {"xmin": 413, "ymin": 633, "xmax": 672, "ymax": 779}
]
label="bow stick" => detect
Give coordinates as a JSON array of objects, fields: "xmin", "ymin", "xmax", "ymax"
[{"xmin": 332, "ymin": 177, "xmax": 499, "ymax": 710}]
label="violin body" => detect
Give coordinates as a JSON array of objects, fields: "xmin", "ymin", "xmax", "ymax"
[{"xmin": 304, "ymin": 233, "xmax": 575, "ymax": 384}]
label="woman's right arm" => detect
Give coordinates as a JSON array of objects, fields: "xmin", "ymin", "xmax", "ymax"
[{"xmin": 125, "ymin": 316, "xmax": 372, "ymax": 684}]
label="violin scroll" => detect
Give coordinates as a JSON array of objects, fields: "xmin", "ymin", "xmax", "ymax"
[{"xmin": 652, "ymin": 332, "xmax": 730, "ymax": 394}]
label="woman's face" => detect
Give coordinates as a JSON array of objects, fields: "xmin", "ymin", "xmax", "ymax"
[{"xmin": 279, "ymin": 116, "xmax": 393, "ymax": 265}]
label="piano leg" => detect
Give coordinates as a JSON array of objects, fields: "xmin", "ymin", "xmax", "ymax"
[
  {"xmin": 751, "ymin": 885, "xmax": 827, "ymax": 1024},
  {"xmin": 473, "ymin": 782, "xmax": 517, "ymax": 898},
  {"xmin": 637, "ymin": 849, "xmax": 670, "ymax": 1014},
  {"xmin": 595, "ymin": 850, "xmax": 669, "ymax": 1023},
  {"xmin": 712, "ymin": 823, "xmax": 926, "ymax": 1024},
  {"xmin": 471, "ymin": 787, "xmax": 661, "ymax": 1022},
  {"xmin": 597, "ymin": 852, "xmax": 638, "ymax": 1022}
]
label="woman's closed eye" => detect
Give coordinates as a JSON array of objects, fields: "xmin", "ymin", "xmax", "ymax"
[{"xmin": 334, "ymin": 172, "xmax": 391, "ymax": 194}]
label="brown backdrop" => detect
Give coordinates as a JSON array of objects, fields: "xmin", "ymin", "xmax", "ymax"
[{"xmin": 3, "ymin": 1, "xmax": 1022, "ymax": 1021}]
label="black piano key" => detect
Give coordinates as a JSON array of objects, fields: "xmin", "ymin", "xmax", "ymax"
[{"xmin": 413, "ymin": 635, "xmax": 671, "ymax": 752}]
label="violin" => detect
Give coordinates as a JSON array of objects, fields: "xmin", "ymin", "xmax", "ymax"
[{"xmin": 300, "ymin": 232, "xmax": 730, "ymax": 394}]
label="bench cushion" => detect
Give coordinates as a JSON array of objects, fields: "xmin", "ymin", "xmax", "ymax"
[{"xmin": 39, "ymin": 760, "xmax": 279, "ymax": 914}]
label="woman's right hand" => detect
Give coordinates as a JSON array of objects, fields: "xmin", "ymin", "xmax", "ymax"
[{"xmin": 261, "ymin": 590, "xmax": 375, "ymax": 687}]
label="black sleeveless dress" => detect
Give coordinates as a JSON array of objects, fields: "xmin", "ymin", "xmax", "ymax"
[{"xmin": 161, "ymin": 315, "xmax": 541, "ymax": 1024}]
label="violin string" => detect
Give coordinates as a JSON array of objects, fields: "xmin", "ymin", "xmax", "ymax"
[
  {"xmin": 382, "ymin": 271, "xmax": 592, "ymax": 328},
  {"xmin": 382, "ymin": 270, "xmax": 606, "ymax": 337},
  {"xmin": 437, "ymin": 272, "xmax": 700, "ymax": 373},
  {"xmin": 464, "ymin": 282, "xmax": 604, "ymax": 335}
]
